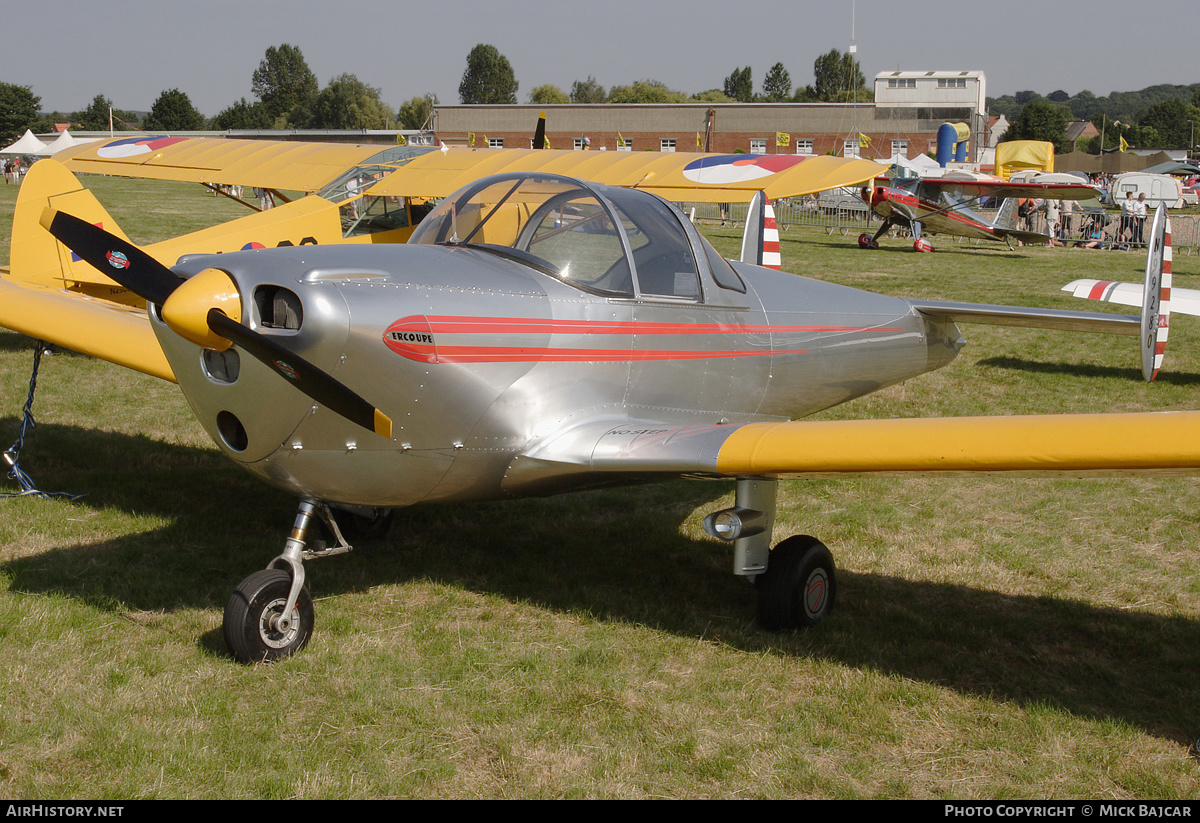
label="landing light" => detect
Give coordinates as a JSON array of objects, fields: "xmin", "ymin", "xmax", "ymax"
[{"xmin": 702, "ymin": 507, "xmax": 767, "ymax": 542}]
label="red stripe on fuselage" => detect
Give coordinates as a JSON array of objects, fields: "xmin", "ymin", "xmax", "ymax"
[
  {"xmin": 383, "ymin": 315, "xmax": 901, "ymax": 364},
  {"xmin": 419, "ymin": 315, "xmax": 886, "ymax": 335}
]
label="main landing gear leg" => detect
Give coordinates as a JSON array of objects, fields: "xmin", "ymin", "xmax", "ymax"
[
  {"xmin": 223, "ymin": 497, "xmax": 354, "ymax": 663},
  {"xmin": 703, "ymin": 477, "xmax": 838, "ymax": 631}
]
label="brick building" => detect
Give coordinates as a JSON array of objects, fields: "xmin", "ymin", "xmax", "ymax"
[{"xmin": 432, "ymin": 70, "xmax": 990, "ymax": 163}]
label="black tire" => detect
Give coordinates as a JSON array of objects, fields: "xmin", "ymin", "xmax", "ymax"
[
  {"xmin": 223, "ymin": 569, "xmax": 314, "ymax": 663},
  {"xmin": 756, "ymin": 535, "xmax": 837, "ymax": 631}
]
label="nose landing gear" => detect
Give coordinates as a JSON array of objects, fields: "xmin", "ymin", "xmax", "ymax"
[{"xmin": 223, "ymin": 498, "xmax": 390, "ymax": 663}]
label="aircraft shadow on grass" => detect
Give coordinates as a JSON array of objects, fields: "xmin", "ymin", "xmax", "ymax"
[
  {"xmin": 980, "ymin": 355, "xmax": 1200, "ymax": 387},
  {"xmin": 2, "ymin": 418, "xmax": 1199, "ymax": 745}
]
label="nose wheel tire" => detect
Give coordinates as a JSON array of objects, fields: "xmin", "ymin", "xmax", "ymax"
[
  {"xmin": 756, "ymin": 535, "xmax": 837, "ymax": 631},
  {"xmin": 224, "ymin": 569, "xmax": 314, "ymax": 663}
]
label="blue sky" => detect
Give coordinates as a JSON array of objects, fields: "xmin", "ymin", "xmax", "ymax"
[{"xmin": 6, "ymin": 0, "xmax": 1198, "ymax": 116}]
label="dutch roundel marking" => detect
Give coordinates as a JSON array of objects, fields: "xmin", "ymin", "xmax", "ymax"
[
  {"xmin": 96, "ymin": 135, "xmax": 187, "ymax": 159},
  {"xmin": 682, "ymin": 154, "xmax": 806, "ymax": 185}
]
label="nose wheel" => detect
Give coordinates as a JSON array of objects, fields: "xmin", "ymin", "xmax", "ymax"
[
  {"xmin": 223, "ymin": 569, "xmax": 314, "ymax": 663},
  {"xmin": 223, "ymin": 498, "xmax": 360, "ymax": 664}
]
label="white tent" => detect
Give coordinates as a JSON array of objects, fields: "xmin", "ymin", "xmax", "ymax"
[
  {"xmin": 884, "ymin": 151, "xmax": 940, "ymax": 177},
  {"xmin": 40, "ymin": 130, "xmax": 100, "ymax": 155},
  {"xmin": 0, "ymin": 129, "xmax": 49, "ymax": 155}
]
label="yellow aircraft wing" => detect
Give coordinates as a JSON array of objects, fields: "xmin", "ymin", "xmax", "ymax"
[
  {"xmin": 508, "ymin": 412, "xmax": 1200, "ymax": 496},
  {"xmin": 368, "ymin": 149, "xmax": 886, "ymax": 204},
  {"xmin": 54, "ymin": 136, "xmax": 382, "ymax": 192},
  {"xmin": 56, "ymin": 136, "xmax": 886, "ymax": 203},
  {"xmin": 714, "ymin": 413, "xmax": 1200, "ymax": 475}
]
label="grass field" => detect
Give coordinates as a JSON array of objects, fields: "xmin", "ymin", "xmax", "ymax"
[{"xmin": 1, "ymin": 175, "xmax": 1199, "ymax": 798}]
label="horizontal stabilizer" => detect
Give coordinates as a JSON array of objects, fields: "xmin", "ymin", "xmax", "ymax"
[
  {"xmin": 0, "ymin": 273, "xmax": 173, "ymax": 381},
  {"xmin": 910, "ymin": 299, "xmax": 1139, "ymax": 335}
]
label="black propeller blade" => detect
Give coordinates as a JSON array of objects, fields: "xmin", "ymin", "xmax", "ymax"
[
  {"xmin": 44, "ymin": 209, "xmax": 392, "ymax": 439},
  {"xmin": 42, "ymin": 210, "xmax": 182, "ymax": 305}
]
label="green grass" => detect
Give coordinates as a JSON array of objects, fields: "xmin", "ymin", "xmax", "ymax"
[{"xmin": 0, "ymin": 175, "xmax": 1199, "ymax": 798}]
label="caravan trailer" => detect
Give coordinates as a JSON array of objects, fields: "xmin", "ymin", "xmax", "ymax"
[{"xmin": 1108, "ymin": 172, "xmax": 1184, "ymax": 209}]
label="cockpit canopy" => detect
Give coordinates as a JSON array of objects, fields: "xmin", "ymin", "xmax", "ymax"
[{"xmin": 409, "ymin": 173, "xmax": 744, "ymax": 299}]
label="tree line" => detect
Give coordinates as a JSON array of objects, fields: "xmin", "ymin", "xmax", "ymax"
[
  {"xmin": 0, "ymin": 42, "xmax": 876, "ymax": 144},
  {"xmin": 0, "ymin": 44, "xmax": 426, "ymax": 144},
  {"xmin": 996, "ymin": 85, "xmax": 1200, "ymax": 153},
  {"xmin": 469, "ymin": 45, "xmax": 874, "ymax": 105}
]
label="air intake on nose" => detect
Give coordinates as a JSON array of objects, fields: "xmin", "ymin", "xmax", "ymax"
[{"xmin": 255, "ymin": 286, "xmax": 303, "ymax": 330}]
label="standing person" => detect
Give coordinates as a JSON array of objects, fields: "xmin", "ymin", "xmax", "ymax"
[
  {"xmin": 1060, "ymin": 199, "xmax": 1076, "ymax": 241},
  {"xmin": 1043, "ymin": 199, "xmax": 1061, "ymax": 244},
  {"xmin": 1133, "ymin": 193, "xmax": 1148, "ymax": 245},
  {"xmin": 1120, "ymin": 191, "xmax": 1136, "ymax": 243}
]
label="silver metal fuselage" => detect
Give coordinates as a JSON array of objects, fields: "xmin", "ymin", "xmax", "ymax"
[{"xmin": 156, "ymin": 240, "xmax": 960, "ymax": 508}]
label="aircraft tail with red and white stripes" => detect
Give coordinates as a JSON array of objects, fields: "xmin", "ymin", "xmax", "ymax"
[
  {"xmin": 1061, "ymin": 204, "xmax": 1174, "ymax": 381},
  {"xmin": 740, "ymin": 191, "xmax": 782, "ymax": 270}
]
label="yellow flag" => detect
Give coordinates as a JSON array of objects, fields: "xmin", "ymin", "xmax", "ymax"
[
  {"xmin": 1119, "ymin": 135, "xmax": 1129, "ymax": 153},
  {"xmin": 776, "ymin": 132, "xmax": 790, "ymax": 147},
  {"xmin": 859, "ymin": 133, "xmax": 871, "ymax": 147},
  {"xmin": 617, "ymin": 133, "xmax": 625, "ymax": 148},
  {"xmin": 482, "ymin": 135, "xmax": 489, "ymax": 147},
  {"xmin": 468, "ymin": 132, "xmax": 475, "ymax": 147},
  {"xmin": 396, "ymin": 134, "xmax": 407, "ymax": 146},
  {"xmin": 544, "ymin": 134, "xmax": 551, "ymax": 149},
  {"xmin": 696, "ymin": 132, "xmax": 703, "ymax": 148}
]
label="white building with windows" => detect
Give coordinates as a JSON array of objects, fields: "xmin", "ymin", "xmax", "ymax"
[{"xmin": 875, "ymin": 71, "xmax": 986, "ymax": 117}]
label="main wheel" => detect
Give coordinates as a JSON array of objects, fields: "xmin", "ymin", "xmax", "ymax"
[
  {"xmin": 756, "ymin": 535, "xmax": 837, "ymax": 631},
  {"xmin": 223, "ymin": 569, "xmax": 314, "ymax": 663}
]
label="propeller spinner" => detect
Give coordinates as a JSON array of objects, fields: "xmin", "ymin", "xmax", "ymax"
[{"xmin": 42, "ymin": 210, "xmax": 392, "ymax": 439}]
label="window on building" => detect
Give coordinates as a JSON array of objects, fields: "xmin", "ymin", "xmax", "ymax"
[
  {"xmin": 660, "ymin": 138, "xmax": 676, "ymax": 153},
  {"xmin": 887, "ymin": 78, "xmax": 917, "ymax": 89},
  {"xmin": 573, "ymin": 138, "xmax": 590, "ymax": 150},
  {"xmin": 891, "ymin": 139, "xmax": 908, "ymax": 156},
  {"xmin": 795, "ymin": 139, "xmax": 814, "ymax": 155},
  {"xmin": 843, "ymin": 139, "xmax": 860, "ymax": 158},
  {"xmin": 937, "ymin": 78, "xmax": 967, "ymax": 89},
  {"xmin": 488, "ymin": 138, "xmax": 504, "ymax": 148},
  {"xmin": 749, "ymin": 138, "xmax": 767, "ymax": 155}
]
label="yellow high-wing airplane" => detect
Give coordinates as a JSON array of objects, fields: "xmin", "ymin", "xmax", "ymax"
[{"xmin": 0, "ymin": 135, "xmax": 885, "ymax": 381}]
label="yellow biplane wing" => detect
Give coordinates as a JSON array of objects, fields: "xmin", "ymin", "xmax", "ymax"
[{"xmin": 55, "ymin": 136, "xmax": 885, "ymax": 203}]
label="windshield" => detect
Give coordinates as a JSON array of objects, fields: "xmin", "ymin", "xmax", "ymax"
[{"xmin": 409, "ymin": 173, "xmax": 701, "ymax": 300}]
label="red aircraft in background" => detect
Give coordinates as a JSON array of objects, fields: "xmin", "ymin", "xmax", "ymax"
[{"xmin": 858, "ymin": 176, "xmax": 1102, "ymax": 252}]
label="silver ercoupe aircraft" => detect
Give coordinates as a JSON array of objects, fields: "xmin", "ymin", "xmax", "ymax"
[{"xmin": 42, "ymin": 172, "xmax": 1197, "ymax": 663}]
